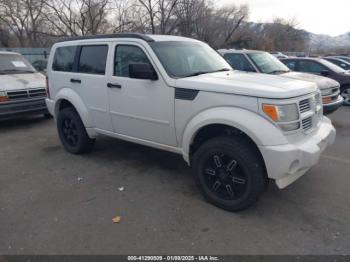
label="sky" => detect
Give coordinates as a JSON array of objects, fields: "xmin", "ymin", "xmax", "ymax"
[{"xmin": 219, "ymin": 0, "xmax": 350, "ymax": 36}]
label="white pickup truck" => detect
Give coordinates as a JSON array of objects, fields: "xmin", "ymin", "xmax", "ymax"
[
  {"xmin": 0, "ymin": 51, "xmax": 49, "ymax": 120},
  {"xmin": 46, "ymin": 33, "xmax": 336, "ymax": 211}
]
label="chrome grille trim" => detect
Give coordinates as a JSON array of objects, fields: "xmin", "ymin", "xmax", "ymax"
[
  {"xmin": 302, "ymin": 117, "xmax": 312, "ymax": 131},
  {"xmin": 6, "ymin": 88, "xmax": 46, "ymax": 100},
  {"xmin": 299, "ymin": 99, "xmax": 310, "ymax": 113}
]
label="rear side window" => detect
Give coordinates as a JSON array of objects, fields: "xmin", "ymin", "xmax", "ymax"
[
  {"xmin": 78, "ymin": 45, "xmax": 108, "ymax": 75},
  {"xmin": 52, "ymin": 46, "xmax": 77, "ymax": 72}
]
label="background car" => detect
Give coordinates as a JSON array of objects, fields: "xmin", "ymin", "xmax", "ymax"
[
  {"xmin": 270, "ymin": 51, "xmax": 288, "ymax": 59},
  {"xmin": 0, "ymin": 51, "xmax": 50, "ymax": 120},
  {"xmin": 324, "ymin": 57, "xmax": 350, "ymax": 70},
  {"xmin": 327, "ymin": 56, "xmax": 350, "ymax": 64},
  {"xmin": 218, "ymin": 49, "xmax": 343, "ymax": 113},
  {"xmin": 31, "ymin": 59, "xmax": 48, "ymax": 72},
  {"xmin": 281, "ymin": 57, "xmax": 350, "ymax": 106}
]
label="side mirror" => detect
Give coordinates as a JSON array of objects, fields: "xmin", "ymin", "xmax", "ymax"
[
  {"xmin": 320, "ymin": 70, "xmax": 330, "ymax": 77},
  {"xmin": 129, "ymin": 63, "xmax": 158, "ymax": 80}
]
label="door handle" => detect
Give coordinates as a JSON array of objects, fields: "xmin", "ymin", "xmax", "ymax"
[
  {"xmin": 70, "ymin": 78, "xmax": 81, "ymax": 83},
  {"xmin": 107, "ymin": 83, "xmax": 122, "ymax": 89}
]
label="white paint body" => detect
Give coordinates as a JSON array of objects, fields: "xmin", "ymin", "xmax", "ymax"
[{"xmin": 46, "ymin": 35, "xmax": 336, "ymax": 189}]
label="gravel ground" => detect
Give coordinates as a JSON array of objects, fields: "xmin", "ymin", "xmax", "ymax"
[{"xmin": 0, "ymin": 107, "xmax": 349, "ymax": 255}]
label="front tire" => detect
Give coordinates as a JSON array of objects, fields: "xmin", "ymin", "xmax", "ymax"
[
  {"xmin": 57, "ymin": 107, "xmax": 95, "ymax": 154},
  {"xmin": 192, "ymin": 136, "xmax": 267, "ymax": 211}
]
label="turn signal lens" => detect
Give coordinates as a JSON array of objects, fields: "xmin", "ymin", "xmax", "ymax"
[
  {"xmin": 0, "ymin": 91, "xmax": 9, "ymax": 102},
  {"xmin": 322, "ymin": 96, "xmax": 332, "ymax": 104},
  {"xmin": 263, "ymin": 104, "xmax": 279, "ymax": 121}
]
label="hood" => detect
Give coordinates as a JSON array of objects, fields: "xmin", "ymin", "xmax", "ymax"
[
  {"xmin": 175, "ymin": 71, "xmax": 318, "ymax": 99},
  {"xmin": 281, "ymin": 72, "xmax": 340, "ymax": 90},
  {"xmin": 0, "ymin": 73, "xmax": 46, "ymax": 91}
]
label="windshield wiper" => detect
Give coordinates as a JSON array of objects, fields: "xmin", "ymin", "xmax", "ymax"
[
  {"xmin": 268, "ymin": 70, "xmax": 290, "ymax": 74},
  {"xmin": 0, "ymin": 69, "xmax": 35, "ymax": 74},
  {"xmin": 183, "ymin": 68, "xmax": 231, "ymax": 78}
]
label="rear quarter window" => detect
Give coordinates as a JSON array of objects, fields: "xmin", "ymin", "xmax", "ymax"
[
  {"xmin": 78, "ymin": 45, "xmax": 108, "ymax": 75},
  {"xmin": 52, "ymin": 46, "xmax": 77, "ymax": 72}
]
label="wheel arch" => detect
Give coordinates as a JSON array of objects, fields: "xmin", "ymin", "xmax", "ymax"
[
  {"xmin": 181, "ymin": 107, "xmax": 288, "ymax": 164},
  {"xmin": 54, "ymin": 88, "xmax": 93, "ymax": 128}
]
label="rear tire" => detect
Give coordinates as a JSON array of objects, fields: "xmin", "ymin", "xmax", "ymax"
[
  {"xmin": 192, "ymin": 136, "xmax": 267, "ymax": 211},
  {"xmin": 57, "ymin": 107, "xmax": 95, "ymax": 154}
]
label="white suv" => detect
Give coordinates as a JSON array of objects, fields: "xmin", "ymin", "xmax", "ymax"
[{"xmin": 46, "ymin": 33, "xmax": 336, "ymax": 211}]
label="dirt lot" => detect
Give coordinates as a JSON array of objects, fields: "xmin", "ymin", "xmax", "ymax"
[{"xmin": 0, "ymin": 107, "xmax": 349, "ymax": 255}]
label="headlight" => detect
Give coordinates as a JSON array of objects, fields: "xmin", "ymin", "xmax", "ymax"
[
  {"xmin": 321, "ymin": 88, "xmax": 334, "ymax": 96},
  {"xmin": 262, "ymin": 103, "xmax": 299, "ymax": 122},
  {"xmin": 0, "ymin": 91, "xmax": 9, "ymax": 102}
]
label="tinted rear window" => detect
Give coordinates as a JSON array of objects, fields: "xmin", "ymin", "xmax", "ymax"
[
  {"xmin": 78, "ymin": 45, "xmax": 108, "ymax": 75},
  {"xmin": 52, "ymin": 46, "xmax": 77, "ymax": 72}
]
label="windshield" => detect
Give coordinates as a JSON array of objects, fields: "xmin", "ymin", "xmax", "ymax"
[
  {"xmin": 319, "ymin": 59, "xmax": 346, "ymax": 74},
  {"xmin": 248, "ymin": 52, "xmax": 290, "ymax": 74},
  {"xmin": 0, "ymin": 53, "xmax": 35, "ymax": 74},
  {"xmin": 334, "ymin": 56, "xmax": 350, "ymax": 63},
  {"xmin": 150, "ymin": 41, "xmax": 231, "ymax": 78}
]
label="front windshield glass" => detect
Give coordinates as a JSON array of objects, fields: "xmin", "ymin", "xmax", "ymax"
[
  {"xmin": 320, "ymin": 59, "xmax": 346, "ymax": 74},
  {"xmin": 150, "ymin": 41, "xmax": 231, "ymax": 78},
  {"xmin": 248, "ymin": 52, "xmax": 290, "ymax": 74},
  {"xmin": 335, "ymin": 56, "xmax": 350, "ymax": 63},
  {"xmin": 0, "ymin": 53, "xmax": 35, "ymax": 74}
]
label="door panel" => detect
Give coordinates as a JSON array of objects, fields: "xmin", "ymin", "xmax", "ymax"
[
  {"xmin": 73, "ymin": 44, "xmax": 113, "ymax": 131},
  {"xmin": 107, "ymin": 43, "xmax": 176, "ymax": 146}
]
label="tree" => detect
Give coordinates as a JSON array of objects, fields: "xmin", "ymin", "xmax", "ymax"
[
  {"xmin": 136, "ymin": 0, "xmax": 178, "ymax": 34},
  {"xmin": 42, "ymin": 0, "xmax": 110, "ymax": 37},
  {"xmin": 0, "ymin": 0, "xmax": 45, "ymax": 46}
]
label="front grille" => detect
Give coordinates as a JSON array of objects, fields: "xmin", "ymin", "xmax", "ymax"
[
  {"xmin": 6, "ymin": 88, "xmax": 46, "ymax": 100},
  {"xmin": 299, "ymin": 99, "xmax": 310, "ymax": 113},
  {"xmin": 29, "ymin": 88, "xmax": 46, "ymax": 98},
  {"xmin": 302, "ymin": 117, "xmax": 313, "ymax": 131},
  {"xmin": 7, "ymin": 90, "xmax": 28, "ymax": 100}
]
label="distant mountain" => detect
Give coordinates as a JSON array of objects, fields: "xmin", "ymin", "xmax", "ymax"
[{"xmin": 309, "ymin": 31, "xmax": 350, "ymax": 50}]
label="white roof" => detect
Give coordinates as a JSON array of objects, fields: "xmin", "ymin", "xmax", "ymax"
[{"xmin": 147, "ymin": 34, "xmax": 199, "ymax": 42}]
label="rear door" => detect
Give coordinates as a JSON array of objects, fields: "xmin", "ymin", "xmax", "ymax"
[{"xmin": 73, "ymin": 44, "xmax": 112, "ymax": 131}]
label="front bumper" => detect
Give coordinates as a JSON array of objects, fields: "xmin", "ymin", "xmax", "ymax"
[
  {"xmin": 0, "ymin": 98, "xmax": 48, "ymax": 120},
  {"xmin": 259, "ymin": 117, "xmax": 336, "ymax": 189},
  {"xmin": 45, "ymin": 98, "xmax": 55, "ymax": 117},
  {"xmin": 323, "ymin": 96, "xmax": 344, "ymax": 115}
]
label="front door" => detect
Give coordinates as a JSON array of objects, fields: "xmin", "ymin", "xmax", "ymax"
[{"xmin": 107, "ymin": 42, "xmax": 177, "ymax": 146}]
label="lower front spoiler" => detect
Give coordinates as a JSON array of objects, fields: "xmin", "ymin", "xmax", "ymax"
[
  {"xmin": 259, "ymin": 117, "xmax": 336, "ymax": 189},
  {"xmin": 0, "ymin": 98, "xmax": 48, "ymax": 120}
]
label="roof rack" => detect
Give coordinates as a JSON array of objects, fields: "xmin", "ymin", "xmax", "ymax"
[{"xmin": 57, "ymin": 33, "xmax": 154, "ymax": 43}]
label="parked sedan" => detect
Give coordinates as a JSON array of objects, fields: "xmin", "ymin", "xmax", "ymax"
[
  {"xmin": 270, "ymin": 52, "xmax": 288, "ymax": 59},
  {"xmin": 218, "ymin": 49, "xmax": 343, "ymax": 114},
  {"xmin": 327, "ymin": 56, "xmax": 350, "ymax": 64},
  {"xmin": 324, "ymin": 57, "xmax": 350, "ymax": 70},
  {"xmin": 0, "ymin": 51, "xmax": 50, "ymax": 120},
  {"xmin": 281, "ymin": 57, "xmax": 350, "ymax": 106}
]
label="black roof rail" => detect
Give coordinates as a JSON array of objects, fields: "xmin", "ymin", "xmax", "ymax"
[{"xmin": 57, "ymin": 33, "xmax": 155, "ymax": 43}]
